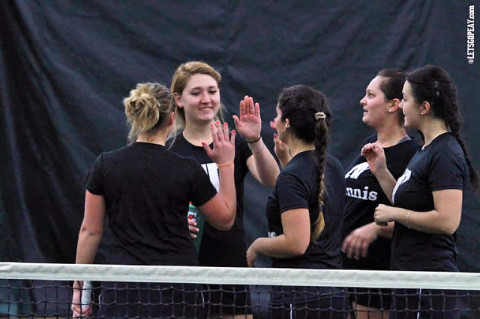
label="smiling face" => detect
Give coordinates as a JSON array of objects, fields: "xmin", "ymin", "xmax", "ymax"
[
  {"xmin": 400, "ymin": 81, "xmax": 422, "ymax": 129},
  {"xmin": 359, "ymin": 76, "xmax": 391, "ymax": 128},
  {"xmin": 174, "ymin": 73, "xmax": 220, "ymax": 125}
]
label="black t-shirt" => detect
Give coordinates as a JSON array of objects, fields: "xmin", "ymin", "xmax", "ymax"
[
  {"xmin": 391, "ymin": 133, "xmax": 468, "ymax": 271},
  {"xmin": 343, "ymin": 136, "xmax": 419, "ymax": 270},
  {"xmin": 266, "ymin": 151, "xmax": 345, "ymax": 269},
  {"xmin": 85, "ymin": 142, "xmax": 217, "ymax": 266},
  {"xmin": 167, "ymin": 132, "xmax": 251, "ymax": 267}
]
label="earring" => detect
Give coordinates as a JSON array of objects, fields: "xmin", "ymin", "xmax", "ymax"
[
  {"xmin": 286, "ymin": 124, "xmax": 290, "ymax": 128},
  {"xmin": 421, "ymin": 112, "xmax": 425, "ymax": 115}
]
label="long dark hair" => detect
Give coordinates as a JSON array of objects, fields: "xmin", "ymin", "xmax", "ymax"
[
  {"xmin": 277, "ymin": 85, "xmax": 331, "ymax": 242},
  {"xmin": 407, "ymin": 65, "xmax": 479, "ymax": 190}
]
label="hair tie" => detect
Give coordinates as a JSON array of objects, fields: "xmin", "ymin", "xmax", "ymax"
[{"xmin": 315, "ymin": 112, "xmax": 326, "ymax": 120}]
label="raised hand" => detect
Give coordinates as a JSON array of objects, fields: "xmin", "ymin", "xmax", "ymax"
[
  {"xmin": 361, "ymin": 143, "xmax": 386, "ymax": 176},
  {"xmin": 203, "ymin": 121, "xmax": 236, "ymax": 165},
  {"xmin": 233, "ymin": 95, "xmax": 262, "ymax": 142},
  {"xmin": 270, "ymin": 120, "xmax": 290, "ymax": 167}
]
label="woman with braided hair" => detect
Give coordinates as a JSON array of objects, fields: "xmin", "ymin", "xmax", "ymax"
[
  {"xmin": 247, "ymin": 85, "xmax": 348, "ymax": 318},
  {"xmin": 365, "ymin": 65, "xmax": 479, "ymax": 318}
]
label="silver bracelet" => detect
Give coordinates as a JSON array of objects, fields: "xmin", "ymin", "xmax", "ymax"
[{"xmin": 406, "ymin": 210, "xmax": 413, "ymax": 228}]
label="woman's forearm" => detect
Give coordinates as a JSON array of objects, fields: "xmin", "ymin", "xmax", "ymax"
[{"xmin": 248, "ymin": 138, "xmax": 280, "ymax": 187}]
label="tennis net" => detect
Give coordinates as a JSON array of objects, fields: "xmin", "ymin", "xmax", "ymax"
[{"xmin": 0, "ymin": 262, "xmax": 479, "ymax": 318}]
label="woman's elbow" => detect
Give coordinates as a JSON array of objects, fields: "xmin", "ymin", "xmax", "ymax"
[
  {"xmin": 442, "ymin": 224, "xmax": 459, "ymax": 235},
  {"xmin": 291, "ymin": 247, "xmax": 308, "ymax": 256},
  {"xmin": 216, "ymin": 218, "xmax": 234, "ymax": 231},
  {"xmin": 210, "ymin": 215, "xmax": 234, "ymax": 231},
  {"xmin": 263, "ymin": 178, "xmax": 277, "ymax": 188},
  {"xmin": 434, "ymin": 219, "xmax": 460, "ymax": 235},
  {"xmin": 262, "ymin": 171, "xmax": 280, "ymax": 187},
  {"xmin": 218, "ymin": 206, "xmax": 236, "ymax": 230},
  {"xmin": 79, "ymin": 225, "xmax": 103, "ymax": 238},
  {"xmin": 207, "ymin": 206, "xmax": 236, "ymax": 231},
  {"xmin": 289, "ymin": 240, "xmax": 309, "ymax": 256}
]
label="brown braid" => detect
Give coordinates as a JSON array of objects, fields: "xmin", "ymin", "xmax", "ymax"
[
  {"xmin": 312, "ymin": 117, "xmax": 328, "ymax": 242},
  {"xmin": 277, "ymin": 85, "xmax": 332, "ymax": 242}
]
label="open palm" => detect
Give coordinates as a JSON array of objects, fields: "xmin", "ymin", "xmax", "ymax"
[{"xmin": 233, "ymin": 95, "xmax": 261, "ymax": 141}]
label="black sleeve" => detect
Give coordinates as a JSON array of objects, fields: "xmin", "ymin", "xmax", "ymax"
[
  {"xmin": 236, "ymin": 134, "xmax": 252, "ymax": 174},
  {"xmin": 429, "ymin": 147, "xmax": 466, "ymax": 191},
  {"xmin": 85, "ymin": 154, "xmax": 105, "ymax": 195},
  {"xmin": 276, "ymin": 172, "xmax": 309, "ymax": 213}
]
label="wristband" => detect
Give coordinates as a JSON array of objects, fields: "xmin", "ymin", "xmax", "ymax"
[
  {"xmin": 217, "ymin": 162, "xmax": 234, "ymax": 168},
  {"xmin": 246, "ymin": 136, "xmax": 261, "ymax": 144}
]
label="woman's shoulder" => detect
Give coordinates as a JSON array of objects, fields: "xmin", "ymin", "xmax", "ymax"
[
  {"xmin": 164, "ymin": 148, "xmax": 199, "ymax": 164},
  {"xmin": 99, "ymin": 144, "xmax": 134, "ymax": 161},
  {"xmin": 428, "ymin": 133, "xmax": 464, "ymax": 156},
  {"xmin": 280, "ymin": 151, "xmax": 317, "ymax": 178}
]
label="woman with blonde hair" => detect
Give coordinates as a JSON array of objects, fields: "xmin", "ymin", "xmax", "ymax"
[
  {"xmin": 72, "ymin": 82, "xmax": 236, "ymax": 318},
  {"xmin": 168, "ymin": 61, "xmax": 280, "ymax": 318}
]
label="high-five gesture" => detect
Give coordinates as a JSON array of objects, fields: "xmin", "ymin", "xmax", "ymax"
[
  {"xmin": 270, "ymin": 120, "xmax": 291, "ymax": 168},
  {"xmin": 233, "ymin": 95, "xmax": 262, "ymax": 142},
  {"xmin": 203, "ymin": 121, "xmax": 236, "ymax": 165}
]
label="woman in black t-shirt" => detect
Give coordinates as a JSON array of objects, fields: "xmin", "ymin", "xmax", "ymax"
[
  {"xmin": 342, "ymin": 70, "xmax": 419, "ymax": 318},
  {"xmin": 247, "ymin": 85, "xmax": 348, "ymax": 318},
  {"xmin": 168, "ymin": 61, "xmax": 280, "ymax": 318},
  {"xmin": 365, "ymin": 65, "xmax": 479, "ymax": 318},
  {"xmin": 71, "ymin": 83, "xmax": 237, "ymax": 318}
]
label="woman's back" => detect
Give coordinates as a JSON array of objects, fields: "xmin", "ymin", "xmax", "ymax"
[{"xmin": 86, "ymin": 142, "xmax": 217, "ymax": 266}]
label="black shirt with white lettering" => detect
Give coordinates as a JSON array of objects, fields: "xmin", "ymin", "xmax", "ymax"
[{"xmin": 343, "ymin": 136, "xmax": 419, "ymax": 270}]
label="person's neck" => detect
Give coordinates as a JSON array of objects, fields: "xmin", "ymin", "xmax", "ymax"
[
  {"xmin": 420, "ymin": 118, "xmax": 449, "ymax": 149},
  {"xmin": 288, "ymin": 138, "xmax": 315, "ymax": 158},
  {"xmin": 136, "ymin": 129, "xmax": 168, "ymax": 145},
  {"xmin": 375, "ymin": 124, "xmax": 408, "ymax": 148},
  {"xmin": 183, "ymin": 122, "xmax": 214, "ymax": 146}
]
